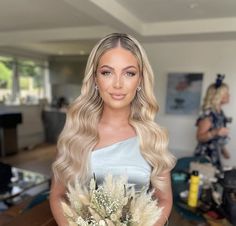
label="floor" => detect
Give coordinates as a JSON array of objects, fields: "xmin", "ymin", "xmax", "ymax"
[
  {"xmin": 0, "ymin": 143, "xmax": 209, "ymax": 226},
  {"xmin": 0, "ymin": 144, "xmax": 56, "ymax": 176}
]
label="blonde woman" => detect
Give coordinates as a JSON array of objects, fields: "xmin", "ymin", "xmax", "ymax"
[
  {"xmin": 194, "ymin": 74, "xmax": 231, "ymax": 169},
  {"xmin": 50, "ymin": 33, "xmax": 176, "ymax": 226}
]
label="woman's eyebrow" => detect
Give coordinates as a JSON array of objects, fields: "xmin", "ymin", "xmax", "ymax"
[
  {"xmin": 122, "ymin": 65, "xmax": 138, "ymax": 71},
  {"xmin": 99, "ymin": 65, "xmax": 113, "ymax": 70},
  {"xmin": 98, "ymin": 65, "xmax": 138, "ymax": 71}
]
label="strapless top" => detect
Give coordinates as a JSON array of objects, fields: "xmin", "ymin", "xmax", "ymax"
[{"xmin": 91, "ymin": 136, "xmax": 152, "ymax": 191}]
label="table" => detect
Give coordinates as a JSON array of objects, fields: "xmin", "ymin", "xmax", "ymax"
[
  {"xmin": 171, "ymin": 157, "xmax": 234, "ymax": 226},
  {"xmin": 0, "ymin": 167, "xmax": 50, "ymax": 206}
]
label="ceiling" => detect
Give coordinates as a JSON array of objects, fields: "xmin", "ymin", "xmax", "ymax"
[{"xmin": 1, "ymin": 0, "xmax": 236, "ymax": 56}]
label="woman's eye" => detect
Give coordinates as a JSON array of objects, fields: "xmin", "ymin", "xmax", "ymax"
[
  {"xmin": 101, "ymin": 71, "xmax": 112, "ymax": 76},
  {"xmin": 126, "ymin": 71, "xmax": 136, "ymax": 77}
]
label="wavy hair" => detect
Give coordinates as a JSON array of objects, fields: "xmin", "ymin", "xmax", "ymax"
[
  {"xmin": 52, "ymin": 33, "xmax": 176, "ymax": 191},
  {"xmin": 202, "ymin": 83, "xmax": 229, "ymax": 111}
]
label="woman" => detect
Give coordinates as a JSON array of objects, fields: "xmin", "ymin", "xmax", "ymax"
[
  {"xmin": 194, "ymin": 74, "xmax": 230, "ymax": 169},
  {"xmin": 50, "ymin": 33, "xmax": 176, "ymax": 226}
]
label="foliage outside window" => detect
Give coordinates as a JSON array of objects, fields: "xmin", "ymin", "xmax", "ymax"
[
  {"xmin": 19, "ymin": 59, "xmax": 44, "ymax": 104},
  {"xmin": 0, "ymin": 56, "xmax": 13, "ymax": 103},
  {"xmin": 0, "ymin": 56, "xmax": 46, "ymax": 105}
]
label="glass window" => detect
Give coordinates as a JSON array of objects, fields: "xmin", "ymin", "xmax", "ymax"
[
  {"xmin": 0, "ymin": 56, "xmax": 13, "ymax": 103},
  {"xmin": 0, "ymin": 55, "xmax": 48, "ymax": 105},
  {"xmin": 18, "ymin": 59, "xmax": 45, "ymax": 104}
]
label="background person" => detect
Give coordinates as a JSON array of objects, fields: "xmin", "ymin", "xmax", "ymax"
[{"xmin": 194, "ymin": 74, "xmax": 231, "ymax": 170}]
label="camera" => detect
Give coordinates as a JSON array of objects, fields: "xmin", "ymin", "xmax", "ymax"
[{"xmin": 224, "ymin": 117, "xmax": 233, "ymax": 126}]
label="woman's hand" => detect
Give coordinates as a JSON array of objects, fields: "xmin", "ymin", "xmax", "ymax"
[
  {"xmin": 49, "ymin": 177, "xmax": 68, "ymax": 226},
  {"xmin": 153, "ymin": 171, "xmax": 173, "ymax": 226},
  {"xmin": 215, "ymin": 127, "xmax": 229, "ymax": 137}
]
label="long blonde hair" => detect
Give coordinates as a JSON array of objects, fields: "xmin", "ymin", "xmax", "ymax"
[
  {"xmin": 52, "ymin": 33, "xmax": 175, "ymax": 190},
  {"xmin": 202, "ymin": 83, "xmax": 229, "ymax": 111}
]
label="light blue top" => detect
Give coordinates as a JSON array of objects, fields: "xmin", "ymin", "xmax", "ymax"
[{"xmin": 91, "ymin": 136, "xmax": 152, "ymax": 191}]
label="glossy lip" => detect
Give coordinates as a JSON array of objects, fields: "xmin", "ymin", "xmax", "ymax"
[{"xmin": 110, "ymin": 93, "xmax": 126, "ymax": 100}]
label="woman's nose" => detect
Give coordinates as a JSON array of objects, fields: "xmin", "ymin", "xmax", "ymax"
[{"xmin": 113, "ymin": 75, "xmax": 123, "ymax": 88}]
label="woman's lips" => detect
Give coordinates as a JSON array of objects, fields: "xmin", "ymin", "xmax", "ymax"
[{"xmin": 110, "ymin": 93, "xmax": 126, "ymax": 100}]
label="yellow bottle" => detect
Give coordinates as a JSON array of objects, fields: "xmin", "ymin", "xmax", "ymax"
[{"xmin": 187, "ymin": 170, "xmax": 200, "ymax": 207}]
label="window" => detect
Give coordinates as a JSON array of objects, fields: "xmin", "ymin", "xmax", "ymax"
[
  {"xmin": 0, "ymin": 56, "xmax": 13, "ymax": 103},
  {"xmin": 0, "ymin": 55, "xmax": 49, "ymax": 105},
  {"xmin": 18, "ymin": 59, "xmax": 45, "ymax": 104}
]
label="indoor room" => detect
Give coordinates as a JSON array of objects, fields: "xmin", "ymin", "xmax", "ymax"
[{"xmin": 0, "ymin": 1, "xmax": 236, "ymax": 226}]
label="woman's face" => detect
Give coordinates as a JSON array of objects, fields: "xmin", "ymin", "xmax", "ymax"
[
  {"xmin": 96, "ymin": 47, "xmax": 141, "ymax": 110},
  {"xmin": 221, "ymin": 87, "xmax": 230, "ymax": 105}
]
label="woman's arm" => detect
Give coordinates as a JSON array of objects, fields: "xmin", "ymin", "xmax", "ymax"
[
  {"xmin": 196, "ymin": 117, "xmax": 213, "ymax": 142},
  {"xmin": 49, "ymin": 177, "xmax": 68, "ymax": 226},
  {"xmin": 221, "ymin": 147, "xmax": 230, "ymax": 159},
  {"xmin": 153, "ymin": 171, "xmax": 173, "ymax": 226},
  {"xmin": 196, "ymin": 118, "xmax": 229, "ymax": 142}
]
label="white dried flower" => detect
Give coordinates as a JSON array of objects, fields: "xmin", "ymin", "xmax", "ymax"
[
  {"xmin": 123, "ymin": 197, "xmax": 128, "ymax": 205},
  {"xmin": 90, "ymin": 178, "xmax": 96, "ymax": 191},
  {"xmin": 98, "ymin": 220, "xmax": 106, "ymax": 226},
  {"xmin": 61, "ymin": 202, "xmax": 74, "ymax": 218},
  {"xmin": 110, "ymin": 213, "xmax": 118, "ymax": 221},
  {"xmin": 76, "ymin": 216, "xmax": 87, "ymax": 226}
]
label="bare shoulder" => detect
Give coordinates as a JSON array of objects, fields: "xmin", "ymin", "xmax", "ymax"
[{"xmin": 95, "ymin": 124, "xmax": 136, "ymax": 149}]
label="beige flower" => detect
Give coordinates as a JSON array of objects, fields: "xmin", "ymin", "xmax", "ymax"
[
  {"xmin": 105, "ymin": 218, "xmax": 115, "ymax": 226},
  {"xmin": 110, "ymin": 213, "xmax": 118, "ymax": 221},
  {"xmin": 61, "ymin": 175, "xmax": 162, "ymax": 226},
  {"xmin": 98, "ymin": 220, "xmax": 106, "ymax": 226},
  {"xmin": 88, "ymin": 207, "xmax": 102, "ymax": 222},
  {"xmin": 123, "ymin": 197, "xmax": 128, "ymax": 205},
  {"xmin": 61, "ymin": 202, "xmax": 74, "ymax": 218},
  {"xmin": 68, "ymin": 221, "xmax": 78, "ymax": 226},
  {"xmin": 90, "ymin": 178, "xmax": 96, "ymax": 191}
]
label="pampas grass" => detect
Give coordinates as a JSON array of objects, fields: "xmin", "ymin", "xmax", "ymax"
[{"xmin": 61, "ymin": 174, "xmax": 162, "ymax": 226}]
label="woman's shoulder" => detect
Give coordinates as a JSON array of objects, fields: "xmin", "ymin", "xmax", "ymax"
[
  {"xmin": 199, "ymin": 108, "xmax": 214, "ymax": 117},
  {"xmin": 196, "ymin": 108, "xmax": 215, "ymax": 125}
]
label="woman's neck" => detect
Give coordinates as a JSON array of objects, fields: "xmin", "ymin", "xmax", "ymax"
[{"xmin": 100, "ymin": 106, "xmax": 130, "ymax": 127}]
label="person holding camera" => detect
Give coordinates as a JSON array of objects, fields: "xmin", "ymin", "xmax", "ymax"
[{"xmin": 194, "ymin": 74, "xmax": 231, "ymax": 170}]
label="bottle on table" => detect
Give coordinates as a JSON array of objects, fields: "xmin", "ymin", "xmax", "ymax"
[{"xmin": 187, "ymin": 170, "xmax": 200, "ymax": 207}]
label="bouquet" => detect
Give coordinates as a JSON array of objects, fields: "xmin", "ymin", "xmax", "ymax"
[{"xmin": 61, "ymin": 174, "xmax": 162, "ymax": 226}]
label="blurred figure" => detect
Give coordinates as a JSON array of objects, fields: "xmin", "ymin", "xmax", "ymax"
[{"xmin": 194, "ymin": 74, "xmax": 231, "ymax": 170}]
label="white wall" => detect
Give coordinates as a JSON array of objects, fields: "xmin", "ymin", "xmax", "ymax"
[
  {"xmin": 144, "ymin": 41, "xmax": 236, "ymax": 167},
  {"xmin": 52, "ymin": 84, "xmax": 81, "ymax": 103}
]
